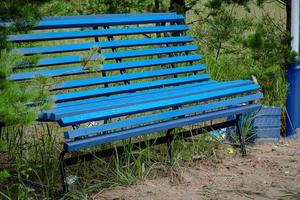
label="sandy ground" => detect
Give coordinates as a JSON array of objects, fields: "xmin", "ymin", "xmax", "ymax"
[{"xmin": 92, "ymin": 136, "xmax": 300, "ymax": 200}]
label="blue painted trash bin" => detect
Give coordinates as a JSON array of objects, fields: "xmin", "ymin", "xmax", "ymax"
[
  {"xmin": 286, "ymin": 58, "xmax": 300, "ymax": 137},
  {"xmin": 224, "ymin": 106, "xmax": 281, "ymax": 144},
  {"xmin": 252, "ymin": 106, "xmax": 281, "ymax": 144}
]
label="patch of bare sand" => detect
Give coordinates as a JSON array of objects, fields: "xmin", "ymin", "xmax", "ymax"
[{"xmin": 91, "ymin": 137, "xmax": 300, "ymax": 200}]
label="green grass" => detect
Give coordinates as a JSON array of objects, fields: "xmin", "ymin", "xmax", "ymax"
[
  {"xmin": 0, "ymin": 123, "xmax": 226, "ymax": 199},
  {"xmin": 278, "ymin": 191, "xmax": 300, "ymax": 200}
]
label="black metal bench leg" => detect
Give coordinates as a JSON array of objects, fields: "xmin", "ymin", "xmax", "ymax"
[
  {"xmin": 235, "ymin": 114, "xmax": 247, "ymax": 156},
  {"xmin": 72, "ymin": 125, "xmax": 80, "ymax": 130},
  {"xmin": 59, "ymin": 150, "xmax": 69, "ymax": 193},
  {"xmin": 166, "ymin": 129, "xmax": 174, "ymax": 160}
]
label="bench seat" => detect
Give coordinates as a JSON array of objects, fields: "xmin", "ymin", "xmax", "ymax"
[
  {"xmin": 65, "ymin": 103, "xmax": 261, "ymax": 151},
  {"xmin": 50, "ymin": 80, "xmax": 260, "ymax": 124}
]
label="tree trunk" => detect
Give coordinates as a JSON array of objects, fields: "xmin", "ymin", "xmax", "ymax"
[
  {"xmin": 154, "ymin": 0, "xmax": 160, "ymax": 12},
  {"xmin": 169, "ymin": 0, "xmax": 186, "ymax": 17},
  {"xmin": 286, "ymin": 0, "xmax": 291, "ymax": 32}
]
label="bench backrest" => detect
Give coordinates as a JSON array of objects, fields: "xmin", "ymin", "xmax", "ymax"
[{"xmin": 8, "ymin": 13, "xmax": 208, "ymax": 104}]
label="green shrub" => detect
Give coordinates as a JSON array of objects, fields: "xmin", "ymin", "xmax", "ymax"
[{"xmin": 192, "ymin": 2, "xmax": 292, "ymax": 110}]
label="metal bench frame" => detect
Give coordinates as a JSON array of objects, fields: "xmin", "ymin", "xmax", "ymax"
[{"xmin": 59, "ymin": 116, "xmax": 246, "ymax": 192}]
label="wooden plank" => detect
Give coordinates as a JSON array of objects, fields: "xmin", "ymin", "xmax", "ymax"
[
  {"xmin": 4, "ymin": 14, "xmax": 184, "ymax": 30},
  {"xmin": 54, "ymin": 80, "xmax": 218, "ymax": 109},
  {"xmin": 52, "ymin": 64, "xmax": 204, "ymax": 91},
  {"xmin": 40, "ymin": 80, "xmax": 218, "ymax": 120},
  {"xmin": 34, "ymin": 14, "xmax": 185, "ymax": 29},
  {"xmin": 50, "ymin": 80, "xmax": 256, "ymax": 120},
  {"xmin": 3, "ymin": 13, "xmax": 179, "ymax": 28},
  {"xmin": 17, "ymin": 52, "xmax": 200, "ymax": 69},
  {"xmin": 54, "ymin": 74, "xmax": 210, "ymax": 103},
  {"xmin": 10, "ymin": 66, "xmax": 91, "ymax": 81},
  {"xmin": 59, "ymin": 84, "xmax": 260, "ymax": 126},
  {"xmin": 15, "ymin": 36, "xmax": 194, "ymax": 56},
  {"xmin": 43, "ymin": 13, "xmax": 178, "ymax": 21},
  {"xmin": 11, "ymin": 45, "xmax": 197, "ymax": 81},
  {"xmin": 102, "ymin": 54, "xmax": 201, "ymax": 71},
  {"xmin": 65, "ymin": 93, "xmax": 263, "ymax": 139},
  {"xmin": 8, "ymin": 25, "xmax": 188, "ymax": 42},
  {"xmin": 65, "ymin": 103, "xmax": 262, "ymax": 151},
  {"xmin": 104, "ymin": 45, "xmax": 198, "ymax": 60}
]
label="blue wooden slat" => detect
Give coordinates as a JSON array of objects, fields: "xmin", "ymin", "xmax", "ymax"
[
  {"xmin": 48, "ymin": 80, "xmax": 217, "ymax": 113},
  {"xmin": 27, "ymin": 53, "xmax": 199, "ymax": 68},
  {"xmin": 9, "ymin": 50, "xmax": 202, "ymax": 81},
  {"xmin": 3, "ymin": 13, "xmax": 179, "ymax": 29},
  {"xmin": 54, "ymin": 80, "xmax": 218, "ymax": 109},
  {"xmin": 52, "ymin": 64, "xmax": 204, "ymax": 91},
  {"xmin": 65, "ymin": 93, "xmax": 263, "ymax": 139},
  {"xmin": 51, "ymin": 80, "xmax": 255, "ymax": 120},
  {"xmin": 15, "ymin": 36, "xmax": 194, "ymax": 56},
  {"xmin": 54, "ymin": 74, "xmax": 210, "ymax": 103},
  {"xmin": 54, "ymin": 81, "xmax": 249, "ymax": 111},
  {"xmin": 65, "ymin": 104, "xmax": 262, "ymax": 151},
  {"xmin": 59, "ymin": 84, "xmax": 260, "ymax": 126},
  {"xmin": 35, "ymin": 15, "xmax": 185, "ymax": 29},
  {"xmin": 102, "ymin": 54, "xmax": 201, "ymax": 71},
  {"xmin": 36, "ymin": 55, "xmax": 79, "ymax": 67},
  {"xmin": 103, "ymin": 45, "xmax": 197, "ymax": 60},
  {"xmin": 31, "ymin": 53, "xmax": 200, "ymax": 72},
  {"xmin": 40, "ymin": 80, "xmax": 218, "ymax": 120},
  {"xmin": 10, "ymin": 66, "xmax": 91, "ymax": 81},
  {"xmin": 8, "ymin": 25, "xmax": 188, "ymax": 42},
  {"xmin": 10, "ymin": 45, "xmax": 197, "ymax": 81},
  {"xmin": 43, "ymin": 13, "xmax": 178, "ymax": 21}
]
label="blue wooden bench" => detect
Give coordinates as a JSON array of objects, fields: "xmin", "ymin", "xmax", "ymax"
[{"xmin": 7, "ymin": 13, "xmax": 263, "ymax": 192}]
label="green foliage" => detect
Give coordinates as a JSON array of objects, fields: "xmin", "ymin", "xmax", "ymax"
[
  {"xmin": 62, "ymin": 190, "xmax": 88, "ymax": 200},
  {"xmin": 173, "ymin": 132, "xmax": 223, "ymax": 163},
  {"xmin": 203, "ymin": 0, "xmax": 268, "ymax": 14},
  {"xmin": 279, "ymin": 191, "xmax": 300, "ymax": 200},
  {"xmin": 0, "ymin": 2, "xmax": 56, "ymax": 199},
  {"xmin": 229, "ymin": 115, "xmax": 256, "ymax": 144},
  {"xmin": 80, "ymin": 46, "xmax": 105, "ymax": 72},
  {"xmin": 244, "ymin": 18, "xmax": 296, "ymax": 65},
  {"xmin": 202, "ymin": 10, "xmax": 252, "ymax": 59},
  {"xmin": 14, "ymin": 183, "xmax": 36, "ymax": 200},
  {"xmin": 0, "ymin": 0, "xmax": 49, "ymax": 49},
  {"xmin": 14, "ymin": 54, "xmax": 41, "ymax": 69},
  {"xmin": 0, "ymin": 0, "xmax": 48, "ymax": 21},
  {"xmin": 0, "ymin": 0, "xmax": 54, "ymax": 127},
  {"xmin": 0, "ymin": 0, "xmax": 52, "ymax": 127},
  {"xmin": 0, "ymin": 170, "xmax": 10, "ymax": 181},
  {"xmin": 0, "ymin": 51, "xmax": 53, "ymax": 126},
  {"xmin": 0, "ymin": 136, "xmax": 9, "ymax": 182},
  {"xmin": 41, "ymin": 0, "xmax": 169, "ymax": 16},
  {"xmin": 193, "ymin": 0, "xmax": 292, "ymax": 110},
  {"xmin": 0, "ymin": 124, "xmax": 61, "ymax": 199},
  {"xmin": 0, "ymin": 139, "xmax": 8, "ymax": 152}
]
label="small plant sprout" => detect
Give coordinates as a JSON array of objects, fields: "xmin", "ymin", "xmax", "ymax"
[
  {"xmin": 80, "ymin": 46, "xmax": 105, "ymax": 72},
  {"xmin": 229, "ymin": 114, "xmax": 256, "ymax": 144}
]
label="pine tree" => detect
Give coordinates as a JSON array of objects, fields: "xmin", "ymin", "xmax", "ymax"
[
  {"xmin": 0, "ymin": 0, "xmax": 52, "ymax": 126},
  {"xmin": 0, "ymin": 0, "xmax": 52, "ymax": 183}
]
